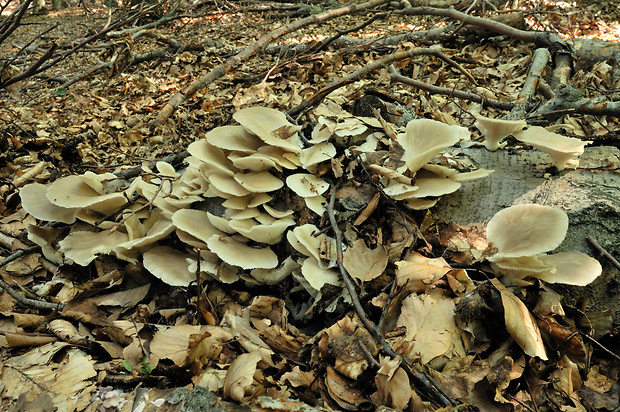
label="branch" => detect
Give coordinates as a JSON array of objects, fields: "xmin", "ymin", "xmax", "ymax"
[
  {"xmin": 0, "ymin": 246, "xmax": 63, "ymax": 311},
  {"xmin": 506, "ymin": 47, "xmax": 550, "ymax": 119},
  {"xmin": 288, "ymin": 47, "xmax": 463, "ymax": 118},
  {"xmin": 389, "ymin": 65, "xmax": 515, "ymax": 111},
  {"xmin": 152, "ymin": 0, "xmax": 391, "ymax": 127}
]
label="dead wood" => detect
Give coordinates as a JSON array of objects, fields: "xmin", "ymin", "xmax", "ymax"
[
  {"xmin": 507, "ymin": 47, "xmax": 550, "ymax": 119},
  {"xmin": 152, "ymin": 0, "xmax": 392, "ymax": 128},
  {"xmin": 389, "ymin": 65, "xmax": 515, "ymax": 111},
  {"xmin": 288, "ymin": 47, "xmax": 469, "ymax": 118}
]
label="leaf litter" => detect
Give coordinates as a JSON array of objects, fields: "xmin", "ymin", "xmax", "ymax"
[{"xmin": 1, "ymin": 0, "xmax": 619, "ymax": 411}]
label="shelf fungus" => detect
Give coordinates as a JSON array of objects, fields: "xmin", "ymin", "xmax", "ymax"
[
  {"xmin": 472, "ymin": 113, "xmax": 527, "ymax": 151},
  {"xmin": 513, "ymin": 126, "xmax": 592, "ymax": 170},
  {"xmin": 486, "ymin": 204, "xmax": 602, "ymax": 286}
]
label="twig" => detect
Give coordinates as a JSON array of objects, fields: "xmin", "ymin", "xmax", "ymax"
[
  {"xmin": 579, "ymin": 331, "xmax": 620, "ymax": 362},
  {"xmin": 390, "ymin": 65, "xmax": 515, "ymax": 111},
  {"xmin": 326, "ymin": 188, "xmax": 455, "ymax": 407},
  {"xmin": 586, "ymin": 236, "xmax": 620, "ymax": 271},
  {"xmin": 288, "ymin": 47, "xmax": 458, "ymax": 118},
  {"xmin": 506, "ymin": 48, "xmax": 550, "ymax": 120},
  {"xmin": 0, "ymin": 246, "xmax": 63, "ymax": 311}
]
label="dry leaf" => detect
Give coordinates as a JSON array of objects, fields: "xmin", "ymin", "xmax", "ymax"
[
  {"xmin": 343, "ymin": 239, "xmax": 388, "ymax": 282},
  {"xmin": 490, "ymin": 278, "xmax": 547, "ymax": 360}
]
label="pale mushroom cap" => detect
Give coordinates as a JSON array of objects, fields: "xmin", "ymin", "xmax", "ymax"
[
  {"xmin": 399, "ymin": 119, "xmax": 469, "ymax": 173},
  {"xmin": 172, "ymin": 209, "xmax": 225, "ymax": 244},
  {"xmin": 233, "ymin": 172, "xmax": 284, "ymax": 193},
  {"xmin": 286, "ymin": 174, "xmax": 330, "ymax": 197},
  {"xmin": 209, "ymin": 174, "xmax": 251, "ymax": 197},
  {"xmin": 473, "ymin": 113, "xmax": 527, "ymax": 151},
  {"xmin": 59, "ymin": 229, "xmax": 129, "ymax": 266},
  {"xmin": 301, "ymin": 257, "xmax": 341, "ymax": 291},
  {"xmin": 228, "ymin": 216, "xmax": 295, "ymax": 244},
  {"xmin": 403, "ymin": 198, "xmax": 438, "ymax": 210},
  {"xmin": 299, "ymin": 142, "xmax": 337, "ymax": 170},
  {"xmin": 20, "ymin": 183, "xmax": 78, "ymax": 224},
  {"xmin": 408, "ymin": 177, "xmax": 461, "ymax": 198},
  {"xmin": 513, "ymin": 127, "xmax": 592, "ymax": 170},
  {"xmin": 487, "ymin": 204, "xmax": 569, "ymax": 259},
  {"xmin": 537, "ymin": 252, "xmax": 602, "ymax": 286},
  {"xmin": 228, "ymin": 151, "xmax": 279, "ymax": 172},
  {"xmin": 113, "ymin": 219, "xmax": 175, "ymax": 260},
  {"xmin": 47, "ymin": 173, "xmax": 127, "ymax": 209},
  {"xmin": 143, "ymin": 246, "xmax": 196, "ymax": 286},
  {"xmin": 206, "ymin": 234, "xmax": 278, "ymax": 269},
  {"xmin": 205, "ymin": 125, "xmax": 262, "ymax": 152},
  {"xmin": 304, "ymin": 195, "xmax": 327, "ymax": 216},
  {"xmin": 233, "ymin": 107, "xmax": 302, "ymax": 153},
  {"xmin": 187, "ymin": 141, "xmax": 236, "ymax": 176}
]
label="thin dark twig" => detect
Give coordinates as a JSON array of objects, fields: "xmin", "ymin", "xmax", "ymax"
[
  {"xmin": 586, "ymin": 236, "xmax": 620, "ymax": 271},
  {"xmin": 0, "ymin": 246, "xmax": 63, "ymax": 311},
  {"xmin": 579, "ymin": 331, "xmax": 620, "ymax": 362},
  {"xmin": 326, "ymin": 188, "xmax": 455, "ymax": 407}
]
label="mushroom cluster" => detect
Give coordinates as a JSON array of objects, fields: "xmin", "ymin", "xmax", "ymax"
[
  {"xmin": 20, "ymin": 107, "xmax": 493, "ymax": 288},
  {"xmin": 473, "ymin": 113, "xmax": 592, "ymax": 170},
  {"xmin": 371, "ymin": 119, "xmax": 494, "ymax": 210},
  {"xmin": 486, "ymin": 204, "xmax": 602, "ymax": 286}
]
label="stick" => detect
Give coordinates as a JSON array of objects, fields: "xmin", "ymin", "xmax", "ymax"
[
  {"xmin": 326, "ymin": 188, "xmax": 456, "ymax": 407},
  {"xmin": 0, "ymin": 246, "xmax": 63, "ymax": 311},
  {"xmin": 586, "ymin": 236, "xmax": 620, "ymax": 272}
]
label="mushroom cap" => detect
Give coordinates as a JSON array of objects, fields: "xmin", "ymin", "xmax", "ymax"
[
  {"xmin": 513, "ymin": 127, "xmax": 592, "ymax": 170},
  {"xmin": 408, "ymin": 177, "xmax": 461, "ymax": 198},
  {"xmin": 473, "ymin": 113, "xmax": 527, "ymax": 151},
  {"xmin": 537, "ymin": 252, "xmax": 602, "ymax": 286},
  {"xmin": 299, "ymin": 142, "xmax": 337, "ymax": 171},
  {"xmin": 143, "ymin": 246, "xmax": 196, "ymax": 286},
  {"xmin": 187, "ymin": 141, "xmax": 236, "ymax": 176},
  {"xmin": 399, "ymin": 119, "xmax": 469, "ymax": 173},
  {"xmin": 47, "ymin": 173, "xmax": 127, "ymax": 210},
  {"xmin": 59, "ymin": 229, "xmax": 129, "ymax": 266},
  {"xmin": 20, "ymin": 183, "xmax": 78, "ymax": 224},
  {"xmin": 209, "ymin": 174, "xmax": 251, "ymax": 197},
  {"xmin": 233, "ymin": 172, "xmax": 284, "ymax": 193},
  {"xmin": 286, "ymin": 174, "xmax": 330, "ymax": 197},
  {"xmin": 301, "ymin": 257, "xmax": 341, "ymax": 291},
  {"xmin": 233, "ymin": 107, "xmax": 302, "ymax": 153},
  {"xmin": 172, "ymin": 209, "xmax": 225, "ymax": 244},
  {"xmin": 228, "ymin": 216, "xmax": 295, "ymax": 244},
  {"xmin": 487, "ymin": 204, "xmax": 568, "ymax": 260},
  {"xmin": 206, "ymin": 234, "xmax": 278, "ymax": 269},
  {"xmin": 205, "ymin": 125, "xmax": 262, "ymax": 152}
]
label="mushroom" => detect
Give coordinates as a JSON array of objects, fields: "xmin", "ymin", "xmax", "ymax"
[
  {"xmin": 143, "ymin": 246, "xmax": 196, "ymax": 286},
  {"xmin": 59, "ymin": 229, "xmax": 129, "ymax": 266},
  {"xmin": 206, "ymin": 234, "xmax": 278, "ymax": 270},
  {"xmin": 486, "ymin": 204, "xmax": 602, "ymax": 285},
  {"xmin": 171, "ymin": 209, "xmax": 225, "ymax": 244},
  {"xmin": 487, "ymin": 204, "xmax": 568, "ymax": 261},
  {"xmin": 286, "ymin": 174, "xmax": 330, "ymax": 198},
  {"xmin": 46, "ymin": 172, "xmax": 127, "ymax": 211},
  {"xmin": 233, "ymin": 107, "xmax": 301, "ymax": 153},
  {"xmin": 513, "ymin": 127, "xmax": 592, "ymax": 170},
  {"xmin": 299, "ymin": 142, "xmax": 337, "ymax": 172},
  {"xmin": 233, "ymin": 172, "xmax": 284, "ymax": 193},
  {"xmin": 472, "ymin": 113, "xmax": 527, "ymax": 151},
  {"xmin": 205, "ymin": 125, "xmax": 262, "ymax": 152},
  {"xmin": 20, "ymin": 183, "xmax": 78, "ymax": 224},
  {"xmin": 398, "ymin": 119, "xmax": 469, "ymax": 173}
]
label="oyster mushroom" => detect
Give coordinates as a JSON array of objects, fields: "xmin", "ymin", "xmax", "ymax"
[
  {"xmin": 513, "ymin": 127, "xmax": 592, "ymax": 170},
  {"xmin": 486, "ymin": 204, "xmax": 602, "ymax": 286},
  {"xmin": 472, "ymin": 113, "xmax": 527, "ymax": 151}
]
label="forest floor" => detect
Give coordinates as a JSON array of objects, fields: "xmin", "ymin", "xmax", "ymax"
[{"xmin": 1, "ymin": 0, "xmax": 620, "ymax": 410}]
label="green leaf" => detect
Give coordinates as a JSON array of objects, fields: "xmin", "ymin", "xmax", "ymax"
[{"xmin": 122, "ymin": 360, "xmax": 132, "ymax": 372}]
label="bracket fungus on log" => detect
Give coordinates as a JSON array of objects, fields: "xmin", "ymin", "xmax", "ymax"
[
  {"xmin": 472, "ymin": 113, "xmax": 527, "ymax": 151},
  {"xmin": 486, "ymin": 204, "xmax": 602, "ymax": 286},
  {"xmin": 513, "ymin": 127, "xmax": 592, "ymax": 170}
]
